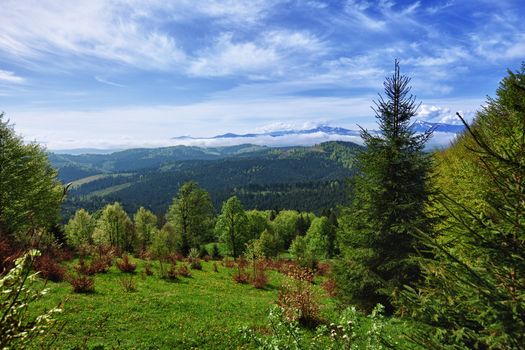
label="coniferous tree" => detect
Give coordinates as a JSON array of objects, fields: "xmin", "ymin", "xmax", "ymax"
[{"xmin": 335, "ymin": 60, "xmax": 432, "ymax": 313}]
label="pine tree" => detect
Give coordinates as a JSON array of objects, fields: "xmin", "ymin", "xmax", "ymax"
[{"xmin": 334, "ymin": 60, "xmax": 432, "ymax": 313}]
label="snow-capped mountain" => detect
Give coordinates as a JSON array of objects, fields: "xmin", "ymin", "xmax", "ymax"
[
  {"xmin": 410, "ymin": 120, "xmax": 465, "ymax": 133},
  {"xmin": 173, "ymin": 121, "xmax": 463, "ymax": 141}
]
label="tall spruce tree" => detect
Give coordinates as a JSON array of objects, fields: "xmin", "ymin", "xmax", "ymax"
[{"xmin": 335, "ymin": 60, "xmax": 432, "ymax": 313}]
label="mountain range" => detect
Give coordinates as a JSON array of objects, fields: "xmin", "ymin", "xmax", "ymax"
[{"xmin": 173, "ymin": 121, "xmax": 464, "ymax": 141}]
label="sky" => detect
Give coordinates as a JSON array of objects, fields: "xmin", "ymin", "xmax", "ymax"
[{"xmin": 0, "ymin": 0, "xmax": 524, "ymax": 150}]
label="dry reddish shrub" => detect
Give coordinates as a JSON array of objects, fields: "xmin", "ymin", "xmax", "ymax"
[
  {"xmin": 233, "ymin": 266, "xmax": 250, "ymax": 284},
  {"xmin": 35, "ymin": 255, "xmax": 66, "ymax": 282},
  {"xmin": 69, "ymin": 274, "xmax": 95, "ymax": 293},
  {"xmin": 322, "ymin": 278, "xmax": 337, "ymax": 297},
  {"xmin": 203, "ymin": 255, "xmax": 211, "ymax": 262},
  {"xmin": 251, "ymin": 269, "xmax": 268, "ymax": 289},
  {"xmin": 316, "ymin": 262, "xmax": 331, "ymax": 276},
  {"xmin": 286, "ymin": 265, "xmax": 315, "ymax": 283},
  {"xmin": 222, "ymin": 258, "xmax": 236, "ymax": 268},
  {"xmin": 177, "ymin": 264, "xmax": 192, "ymax": 277},
  {"xmin": 212, "ymin": 262, "xmax": 219, "ymax": 273},
  {"xmin": 277, "ymin": 275, "xmax": 321, "ymax": 328},
  {"xmin": 88, "ymin": 254, "xmax": 113, "ymax": 274},
  {"xmin": 237, "ymin": 257, "xmax": 249, "ymax": 269},
  {"xmin": 117, "ymin": 254, "xmax": 136, "ymax": 273}
]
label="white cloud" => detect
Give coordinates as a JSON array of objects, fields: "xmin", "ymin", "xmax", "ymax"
[
  {"xmin": 0, "ymin": 0, "xmax": 186, "ymax": 70},
  {"xmin": 0, "ymin": 69, "xmax": 25, "ymax": 83},
  {"xmin": 188, "ymin": 30, "xmax": 326, "ymax": 77},
  {"xmin": 417, "ymin": 103, "xmax": 480, "ymax": 124}
]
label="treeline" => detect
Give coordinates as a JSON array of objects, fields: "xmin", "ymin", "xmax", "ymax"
[{"xmin": 63, "ymin": 180, "xmax": 338, "ymax": 262}]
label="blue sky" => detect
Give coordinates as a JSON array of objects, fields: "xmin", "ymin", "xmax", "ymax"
[{"xmin": 0, "ymin": 0, "xmax": 524, "ymax": 150}]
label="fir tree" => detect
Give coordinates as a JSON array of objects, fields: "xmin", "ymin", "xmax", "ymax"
[{"xmin": 335, "ymin": 60, "xmax": 433, "ymax": 313}]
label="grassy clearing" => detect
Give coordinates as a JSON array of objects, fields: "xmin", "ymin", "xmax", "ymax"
[{"xmin": 33, "ymin": 259, "xmax": 293, "ymax": 349}]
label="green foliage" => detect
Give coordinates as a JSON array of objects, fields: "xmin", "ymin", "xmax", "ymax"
[
  {"xmin": 0, "ymin": 250, "xmax": 62, "ymax": 348},
  {"xmin": 335, "ymin": 61, "xmax": 432, "ymax": 313},
  {"xmin": 0, "ymin": 115, "xmax": 63, "ymax": 244},
  {"xmin": 215, "ymin": 196, "xmax": 250, "ymax": 257},
  {"xmin": 257, "ymin": 229, "xmax": 281, "ymax": 258},
  {"xmin": 64, "ymin": 208, "xmax": 95, "ymax": 248},
  {"xmin": 133, "ymin": 207, "xmax": 157, "ymax": 251},
  {"xmin": 241, "ymin": 304, "xmax": 396, "ymax": 350},
  {"xmin": 93, "ymin": 202, "xmax": 136, "ymax": 252},
  {"xmin": 246, "ymin": 210, "xmax": 272, "ymax": 242},
  {"xmin": 400, "ymin": 64, "xmax": 525, "ymax": 349},
  {"xmin": 272, "ymin": 210, "xmax": 303, "ymax": 250},
  {"xmin": 166, "ymin": 181, "xmax": 214, "ymax": 255}
]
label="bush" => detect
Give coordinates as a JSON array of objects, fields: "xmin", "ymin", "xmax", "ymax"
[
  {"xmin": 116, "ymin": 254, "xmax": 136, "ymax": 273},
  {"xmin": 233, "ymin": 266, "xmax": 250, "ymax": 284},
  {"xmin": 35, "ymin": 255, "xmax": 65, "ymax": 282},
  {"xmin": 251, "ymin": 269, "xmax": 268, "ymax": 289},
  {"xmin": 120, "ymin": 276, "xmax": 137, "ymax": 292},
  {"xmin": 88, "ymin": 254, "xmax": 113, "ymax": 274},
  {"xmin": 241, "ymin": 304, "xmax": 394, "ymax": 350},
  {"xmin": 74, "ymin": 259, "xmax": 94, "ymax": 276},
  {"xmin": 277, "ymin": 268, "xmax": 321, "ymax": 328},
  {"xmin": 0, "ymin": 250, "xmax": 62, "ymax": 349},
  {"xmin": 69, "ymin": 273, "xmax": 95, "ymax": 293},
  {"xmin": 177, "ymin": 264, "xmax": 191, "ymax": 277}
]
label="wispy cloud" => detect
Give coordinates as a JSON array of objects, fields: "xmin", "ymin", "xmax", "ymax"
[
  {"xmin": 95, "ymin": 76, "xmax": 125, "ymax": 88},
  {"xmin": 0, "ymin": 69, "xmax": 25, "ymax": 83}
]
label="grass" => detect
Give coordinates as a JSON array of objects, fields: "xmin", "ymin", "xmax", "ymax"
[{"xmin": 32, "ymin": 258, "xmax": 288, "ymax": 349}]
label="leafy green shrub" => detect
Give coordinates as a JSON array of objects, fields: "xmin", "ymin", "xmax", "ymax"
[
  {"xmin": 0, "ymin": 250, "xmax": 62, "ymax": 348},
  {"xmin": 241, "ymin": 304, "xmax": 394, "ymax": 350}
]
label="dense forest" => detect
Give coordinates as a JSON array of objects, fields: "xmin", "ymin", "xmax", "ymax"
[
  {"xmin": 52, "ymin": 141, "xmax": 360, "ymax": 217},
  {"xmin": 1, "ymin": 62, "xmax": 524, "ymax": 349}
]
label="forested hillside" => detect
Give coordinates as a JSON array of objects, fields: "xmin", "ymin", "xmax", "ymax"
[{"xmin": 52, "ymin": 141, "xmax": 361, "ymax": 218}]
